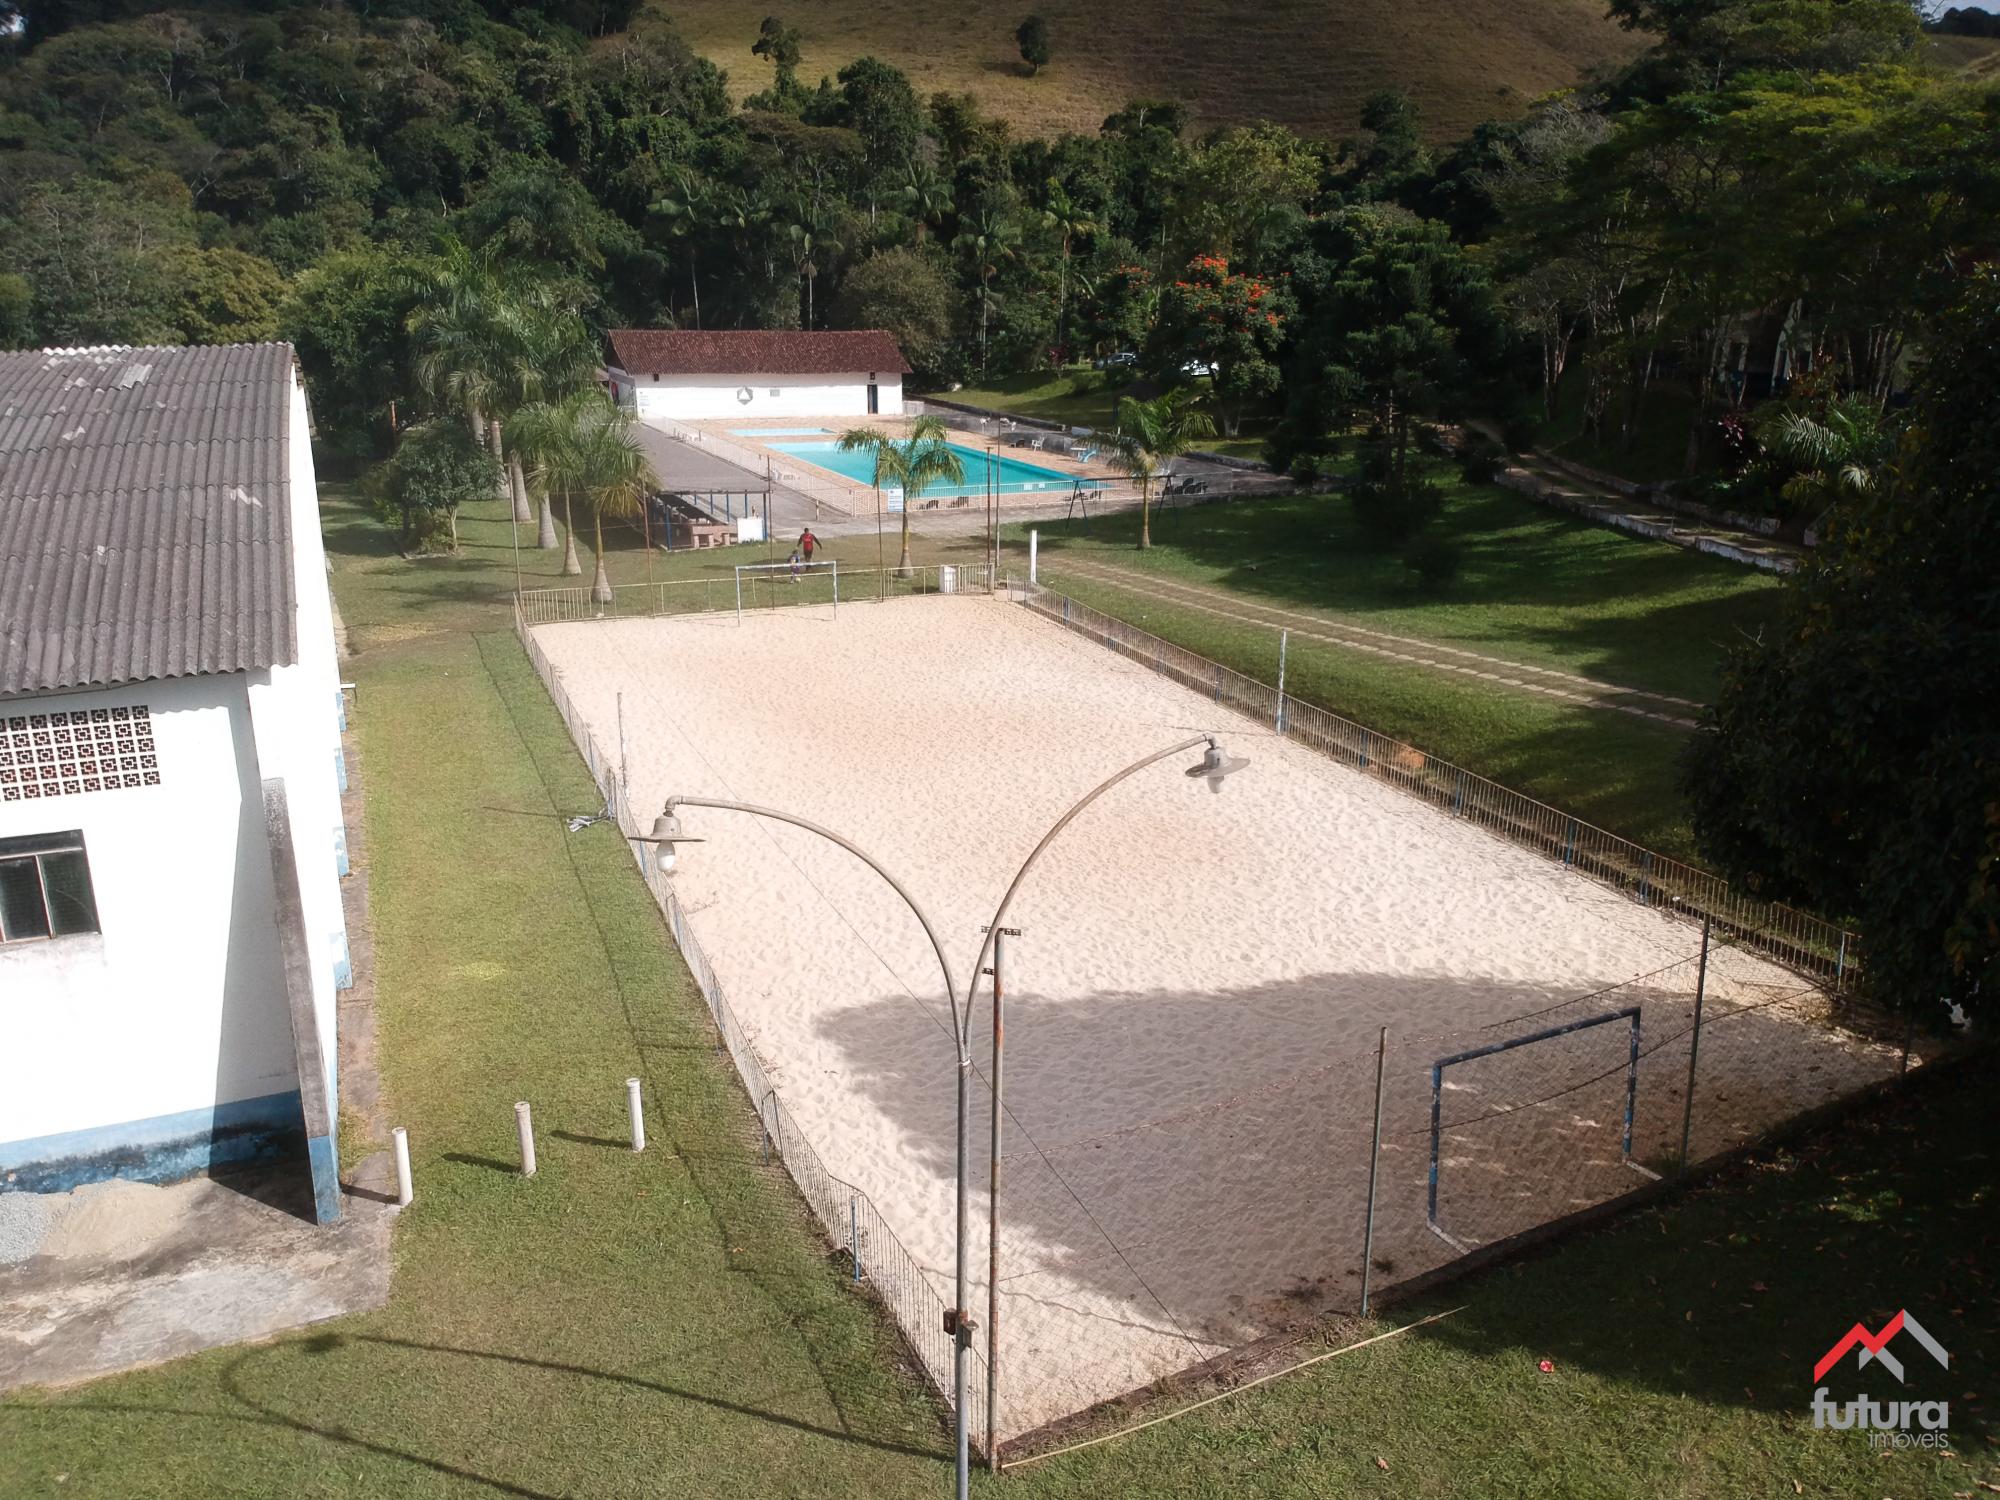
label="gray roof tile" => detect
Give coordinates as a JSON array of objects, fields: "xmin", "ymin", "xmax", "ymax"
[{"xmin": 0, "ymin": 343, "xmax": 299, "ymax": 697}]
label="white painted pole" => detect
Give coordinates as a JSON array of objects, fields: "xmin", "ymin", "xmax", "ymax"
[
  {"xmin": 1275, "ymin": 629, "xmax": 1289, "ymax": 732},
  {"xmin": 392, "ymin": 1126, "xmax": 413, "ymax": 1207},
  {"xmin": 515, "ymin": 1101, "xmax": 537, "ymax": 1176},
  {"xmin": 1029, "ymin": 528, "xmax": 1039, "ymax": 584},
  {"xmin": 626, "ymin": 1077, "xmax": 646, "ymax": 1152}
]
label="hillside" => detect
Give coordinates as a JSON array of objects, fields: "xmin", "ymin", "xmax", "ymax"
[{"xmin": 672, "ymin": 0, "xmax": 1647, "ymax": 143}]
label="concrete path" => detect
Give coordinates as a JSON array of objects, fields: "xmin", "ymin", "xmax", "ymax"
[
  {"xmin": 1039, "ymin": 557, "xmax": 1703, "ymax": 728},
  {"xmin": 0, "ymin": 1164, "xmax": 396, "ymax": 1391}
]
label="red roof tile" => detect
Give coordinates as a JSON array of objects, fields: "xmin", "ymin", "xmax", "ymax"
[{"xmin": 606, "ymin": 329, "xmax": 911, "ymax": 377}]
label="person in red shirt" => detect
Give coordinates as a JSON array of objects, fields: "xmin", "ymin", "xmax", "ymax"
[{"xmin": 799, "ymin": 528, "xmax": 819, "ymax": 564}]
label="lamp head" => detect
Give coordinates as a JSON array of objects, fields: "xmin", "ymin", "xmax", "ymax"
[
  {"xmin": 634, "ymin": 806, "xmax": 702, "ymax": 875},
  {"xmin": 1185, "ymin": 738, "xmax": 1249, "ymax": 794}
]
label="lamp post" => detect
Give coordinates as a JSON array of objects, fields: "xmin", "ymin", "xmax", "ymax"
[{"xmin": 645, "ymin": 732, "xmax": 1248, "ymax": 1498}]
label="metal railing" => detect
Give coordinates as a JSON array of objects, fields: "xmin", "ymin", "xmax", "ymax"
[
  {"xmin": 514, "ymin": 606, "xmax": 989, "ymax": 1452},
  {"xmin": 1010, "ymin": 579, "xmax": 1859, "ymax": 986}
]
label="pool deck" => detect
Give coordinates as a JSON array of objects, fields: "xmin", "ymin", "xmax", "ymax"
[{"xmin": 696, "ymin": 417, "xmax": 1126, "ymax": 513}]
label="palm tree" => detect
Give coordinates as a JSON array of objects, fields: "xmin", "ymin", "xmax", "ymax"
[
  {"xmin": 1764, "ymin": 398, "xmax": 1890, "ymax": 518},
  {"xmin": 512, "ymin": 391, "xmax": 656, "ymax": 600},
  {"xmin": 1042, "ymin": 180, "xmax": 1098, "ymax": 358},
  {"xmin": 1107, "ymin": 388, "xmax": 1215, "ymax": 550},
  {"xmin": 499, "ymin": 302, "xmax": 598, "ymax": 549},
  {"xmin": 837, "ymin": 416, "xmax": 966, "ymax": 576},
  {"xmin": 953, "ymin": 209, "xmax": 1019, "ymax": 375},
  {"xmin": 651, "ymin": 170, "xmax": 714, "ymax": 329},
  {"xmin": 898, "ymin": 160, "xmax": 952, "ymax": 246},
  {"xmin": 406, "ymin": 238, "xmax": 517, "ymax": 509}
]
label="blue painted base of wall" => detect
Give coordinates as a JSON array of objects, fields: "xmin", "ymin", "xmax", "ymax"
[{"xmin": 0, "ymin": 1091, "xmax": 307, "ymax": 1195}]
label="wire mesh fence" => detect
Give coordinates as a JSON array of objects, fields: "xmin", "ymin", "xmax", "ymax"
[
  {"xmin": 515, "ymin": 607, "xmax": 989, "ymax": 1455},
  {"xmin": 517, "ymin": 563, "xmax": 997, "ymax": 627},
  {"xmin": 1008, "ymin": 578, "xmax": 1858, "ymax": 986},
  {"xmin": 513, "ymin": 580, "xmax": 1966, "ymax": 1469}
]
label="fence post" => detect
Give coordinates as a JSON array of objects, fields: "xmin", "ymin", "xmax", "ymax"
[
  {"xmin": 627, "ymin": 1077, "xmax": 646, "ymax": 1152},
  {"xmin": 1360, "ymin": 1026, "xmax": 1388, "ymax": 1317},
  {"xmin": 1835, "ymin": 932, "xmax": 1848, "ymax": 991},
  {"xmin": 1029, "ymin": 528, "xmax": 1039, "ymax": 584},
  {"xmin": 851, "ymin": 1195, "xmax": 861, "ymax": 1283},
  {"xmin": 392, "ymin": 1125, "xmax": 413, "ymax": 1207},
  {"xmin": 1275, "ymin": 629, "xmax": 1288, "ymax": 733},
  {"xmin": 1679, "ymin": 916, "xmax": 1711, "ymax": 1172},
  {"xmin": 515, "ymin": 1101, "xmax": 537, "ymax": 1177}
]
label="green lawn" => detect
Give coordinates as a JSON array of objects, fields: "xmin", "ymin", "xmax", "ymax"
[
  {"xmin": 1013, "ymin": 478, "xmax": 1782, "ymax": 859},
  {"xmin": 932, "ymin": 369, "xmax": 1274, "ymax": 464},
  {"xmin": 2, "ymin": 486, "xmax": 1987, "ymax": 1500}
]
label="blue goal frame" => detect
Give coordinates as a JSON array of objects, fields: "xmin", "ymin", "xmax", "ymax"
[{"xmin": 1427, "ymin": 1006, "xmax": 1658, "ymax": 1252}]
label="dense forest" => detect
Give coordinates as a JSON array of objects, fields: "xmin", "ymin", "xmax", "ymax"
[
  {"xmin": 1, "ymin": 0, "xmax": 1994, "ymax": 485},
  {"xmin": 1, "ymin": 0, "xmax": 1994, "ymax": 1009}
]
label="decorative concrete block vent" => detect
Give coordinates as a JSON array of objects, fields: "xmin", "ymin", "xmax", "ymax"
[{"xmin": 0, "ymin": 705, "xmax": 159, "ymax": 800}]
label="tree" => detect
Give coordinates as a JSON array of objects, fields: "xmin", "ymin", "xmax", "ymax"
[
  {"xmin": 833, "ymin": 249, "xmax": 955, "ymax": 378},
  {"xmin": 1016, "ymin": 15, "xmax": 1051, "ymax": 75},
  {"xmin": 511, "ymin": 390, "xmax": 657, "ymax": 599},
  {"xmin": 1106, "ymin": 387, "xmax": 1215, "ymax": 550},
  {"xmin": 953, "ymin": 206, "xmax": 1020, "ymax": 374},
  {"xmin": 748, "ymin": 15, "xmax": 806, "ymax": 111},
  {"xmin": 376, "ymin": 419, "xmax": 500, "ymax": 552},
  {"xmin": 837, "ymin": 416, "xmax": 966, "ymax": 575},
  {"xmin": 1147, "ymin": 255, "xmax": 1292, "ymax": 436},
  {"xmin": 280, "ymin": 246, "xmax": 417, "ymax": 462},
  {"xmin": 1681, "ymin": 269, "xmax": 2000, "ymax": 1023},
  {"xmin": 1040, "ymin": 179, "xmax": 1097, "ymax": 358},
  {"xmin": 1281, "ymin": 212, "xmax": 1512, "ymax": 496},
  {"xmin": 171, "ymin": 247, "xmax": 285, "ymax": 345}
]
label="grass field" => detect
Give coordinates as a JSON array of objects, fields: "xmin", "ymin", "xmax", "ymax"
[
  {"xmin": 1015, "ymin": 477, "xmax": 1781, "ymax": 858},
  {"xmin": 664, "ymin": 0, "xmax": 1643, "ymax": 144},
  {"xmin": 938, "ymin": 371, "xmax": 1273, "ymax": 461},
  {"xmin": 0, "ymin": 486, "xmax": 1990, "ymax": 1498}
]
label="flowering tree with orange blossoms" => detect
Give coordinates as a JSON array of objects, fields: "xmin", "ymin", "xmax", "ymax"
[{"xmin": 1147, "ymin": 255, "xmax": 1292, "ymax": 436}]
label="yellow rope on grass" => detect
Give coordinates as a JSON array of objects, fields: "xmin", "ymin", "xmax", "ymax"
[{"xmin": 998, "ymin": 1305, "xmax": 1466, "ymax": 1471}]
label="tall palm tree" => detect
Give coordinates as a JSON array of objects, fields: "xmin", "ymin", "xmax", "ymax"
[
  {"xmin": 1042, "ymin": 180, "xmax": 1098, "ymax": 358},
  {"xmin": 953, "ymin": 209, "xmax": 1019, "ymax": 375},
  {"xmin": 512, "ymin": 391, "xmax": 657, "ymax": 599},
  {"xmin": 1107, "ymin": 388, "xmax": 1215, "ymax": 550},
  {"xmin": 898, "ymin": 160, "xmax": 952, "ymax": 246},
  {"xmin": 838, "ymin": 416, "xmax": 966, "ymax": 576},
  {"xmin": 498, "ymin": 303, "xmax": 597, "ymax": 549},
  {"xmin": 651, "ymin": 170, "xmax": 714, "ymax": 329}
]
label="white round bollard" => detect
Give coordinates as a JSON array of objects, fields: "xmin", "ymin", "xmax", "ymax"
[
  {"xmin": 515, "ymin": 1101, "xmax": 537, "ymax": 1176},
  {"xmin": 392, "ymin": 1126, "xmax": 413, "ymax": 1207},
  {"xmin": 626, "ymin": 1077, "xmax": 646, "ymax": 1153}
]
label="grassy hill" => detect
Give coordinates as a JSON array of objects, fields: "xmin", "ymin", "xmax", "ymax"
[{"xmin": 671, "ymin": 0, "xmax": 1648, "ymax": 143}]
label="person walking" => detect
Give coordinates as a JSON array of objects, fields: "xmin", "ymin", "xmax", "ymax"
[{"xmin": 799, "ymin": 527, "xmax": 819, "ymax": 565}]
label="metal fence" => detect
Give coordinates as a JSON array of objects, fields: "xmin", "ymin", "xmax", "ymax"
[
  {"xmin": 1009, "ymin": 578, "xmax": 1858, "ymax": 988},
  {"xmin": 514, "ymin": 606, "xmax": 990, "ymax": 1454},
  {"xmin": 517, "ymin": 563, "xmax": 997, "ymax": 627}
]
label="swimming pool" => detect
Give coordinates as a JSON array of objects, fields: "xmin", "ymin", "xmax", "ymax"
[
  {"xmin": 727, "ymin": 426, "xmax": 831, "ymax": 437},
  {"xmin": 768, "ymin": 439, "xmax": 1100, "ymax": 501}
]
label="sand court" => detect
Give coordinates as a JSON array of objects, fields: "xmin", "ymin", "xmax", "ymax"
[{"xmin": 529, "ymin": 594, "xmax": 1885, "ymax": 1440}]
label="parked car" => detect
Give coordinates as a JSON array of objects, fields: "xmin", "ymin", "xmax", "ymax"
[
  {"xmin": 1180, "ymin": 360, "xmax": 1215, "ymax": 378},
  {"xmin": 1094, "ymin": 351, "xmax": 1139, "ymax": 370}
]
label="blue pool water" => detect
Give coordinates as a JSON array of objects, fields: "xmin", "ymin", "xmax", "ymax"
[
  {"xmin": 728, "ymin": 425, "xmax": 831, "ymax": 437},
  {"xmin": 769, "ymin": 440, "xmax": 1099, "ymax": 498}
]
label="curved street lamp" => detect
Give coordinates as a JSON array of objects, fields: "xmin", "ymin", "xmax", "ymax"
[{"xmin": 642, "ymin": 732, "xmax": 1246, "ymax": 1498}]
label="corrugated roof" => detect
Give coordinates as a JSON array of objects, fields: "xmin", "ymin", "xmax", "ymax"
[
  {"xmin": 607, "ymin": 329, "xmax": 912, "ymax": 377},
  {"xmin": 0, "ymin": 343, "xmax": 299, "ymax": 697}
]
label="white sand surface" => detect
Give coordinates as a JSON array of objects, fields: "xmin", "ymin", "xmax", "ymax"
[{"xmin": 531, "ymin": 595, "xmax": 1892, "ymax": 1439}]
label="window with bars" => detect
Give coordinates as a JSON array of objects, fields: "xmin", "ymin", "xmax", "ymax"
[{"xmin": 0, "ymin": 830, "xmax": 101, "ymax": 943}]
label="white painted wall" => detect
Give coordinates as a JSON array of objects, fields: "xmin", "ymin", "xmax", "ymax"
[
  {"xmin": 607, "ymin": 368, "xmax": 904, "ymax": 421},
  {"xmin": 0, "ymin": 361, "xmax": 348, "ymax": 1170},
  {"xmin": 0, "ymin": 675, "xmax": 300, "ymax": 1148},
  {"xmin": 244, "ymin": 362, "xmax": 346, "ymax": 1126}
]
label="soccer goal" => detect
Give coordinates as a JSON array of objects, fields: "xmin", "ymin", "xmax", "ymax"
[
  {"xmin": 734, "ymin": 558, "xmax": 839, "ymax": 621},
  {"xmin": 1426, "ymin": 1006, "xmax": 1661, "ymax": 1254}
]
